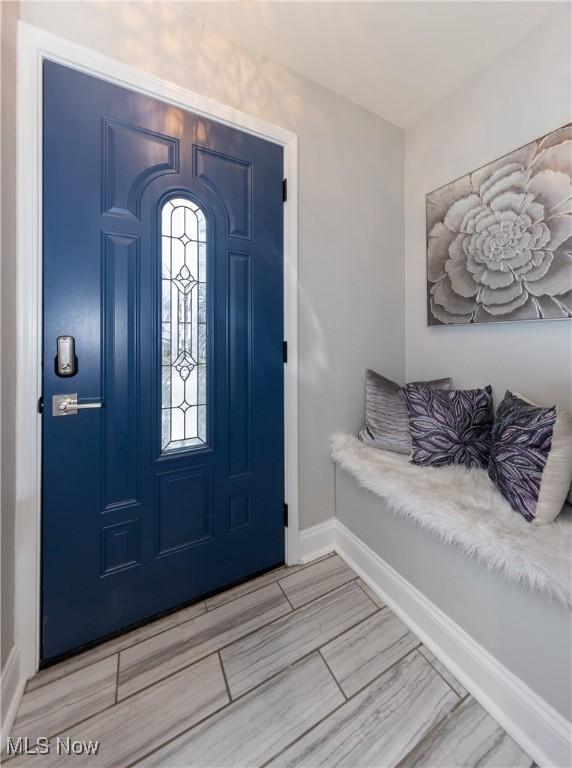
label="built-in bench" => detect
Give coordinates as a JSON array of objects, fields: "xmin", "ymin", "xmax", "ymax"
[{"xmin": 329, "ymin": 433, "xmax": 572, "ymax": 768}]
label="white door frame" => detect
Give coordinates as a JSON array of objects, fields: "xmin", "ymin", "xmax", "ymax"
[{"xmin": 15, "ymin": 20, "xmax": 299, "ymax": 679}]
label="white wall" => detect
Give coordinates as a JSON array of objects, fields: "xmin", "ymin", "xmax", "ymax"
[
  {"xmin": 17, "ymin": 1, "xmax": 405, "ymax": 532},
  {"xmin": 336, "ymin": 468, "xmax": 572, "ymax": 724},
  {"xmin": 405, "ymin": 7, "xmax": 572, "ymax": 410}
]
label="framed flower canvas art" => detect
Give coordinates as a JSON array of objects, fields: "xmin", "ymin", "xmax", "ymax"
[{"xmin": 426, "ymin": 123, "xmax": 572, "ymax": 325}]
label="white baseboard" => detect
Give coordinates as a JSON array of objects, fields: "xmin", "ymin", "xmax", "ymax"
[
  {"xmin": 1, "ymin": 645, "xmax": 25, "ymax": 750},
  {"xmin": 298, "ymin": 519, "xmax": 336, "ymax": 562},
  {"xmin": 299, "ymin": 517, "xmax": 571, "ymax": 768}
]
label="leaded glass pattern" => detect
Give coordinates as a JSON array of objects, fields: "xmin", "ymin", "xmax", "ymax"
[{"xmin": 161, "ymin": 198, "xmax": 207, "ymax": 451}]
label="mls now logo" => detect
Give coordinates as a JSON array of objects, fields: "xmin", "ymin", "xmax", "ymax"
[{"xmin": 6, "ymin": 737, "xmax": 100, "ymax": 756}]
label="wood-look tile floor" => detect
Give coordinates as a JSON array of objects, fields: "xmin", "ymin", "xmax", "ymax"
[{"xmin": 6, "ymin": 554, "xmax": 533, "ymax": 768}]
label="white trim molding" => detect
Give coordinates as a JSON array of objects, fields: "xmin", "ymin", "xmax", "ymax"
[
  {"xmin": 300, "ymin": 517, "xmax": 572, "ymax": 768},
  {"xmin": 298, "ymin": 519, "xmax": 336, "ymax": 563},
  {"xmin": 0, "ymin": 646, "xmax": 25, "ymax": 749},
  {"xmin": 16, "ymin": 21, "xmax": 299, "ymax": 681}
]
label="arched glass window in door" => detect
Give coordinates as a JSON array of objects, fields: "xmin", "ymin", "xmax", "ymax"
[{"xmin": 161, "ymin": 197, "xmax": 207, "ymax": 451}]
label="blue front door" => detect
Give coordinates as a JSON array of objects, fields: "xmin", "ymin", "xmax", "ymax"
[{"xmin": 42, "ymin": 62, "xmax": 285, "ymax": 662}]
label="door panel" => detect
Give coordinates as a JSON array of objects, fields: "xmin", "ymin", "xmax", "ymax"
[
  {"xmin": 42, "ymin": 61, "xmax": 284, "ymax": 662},
  {"xmin": 227, "ymin": 250, "xmax": 253, "ymax": 478},
  {"xmin": 102, "ymin": 232, "xmax": 140, "ymax": 510}
]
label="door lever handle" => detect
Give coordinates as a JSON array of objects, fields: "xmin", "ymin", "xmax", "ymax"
[{"xmin": 52, "ymin": 394, "xmax": 104, "ymax": 416}]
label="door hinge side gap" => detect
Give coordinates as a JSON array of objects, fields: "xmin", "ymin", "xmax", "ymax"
[
  {"xmin": 282, "ymin": 178, "xmax": 287, "ymax": 203},
  {"xmin": 283, "ymin": 340, "xmax": 288, "ymax": 364},
  {"xmin": 283, "ymin": 502, "xmax": 289, "ymax": 527}
]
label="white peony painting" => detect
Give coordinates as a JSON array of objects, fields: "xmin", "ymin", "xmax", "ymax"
[{"xmin": 426, "ymin": 123, "xmax": 572, "ymax": 325}]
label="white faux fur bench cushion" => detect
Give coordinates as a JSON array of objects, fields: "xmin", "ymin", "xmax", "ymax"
[{"xmin": 331, "ymin": 433, "xmax": 572, "ymax": 608}]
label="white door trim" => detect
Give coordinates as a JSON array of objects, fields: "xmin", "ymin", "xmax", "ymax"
[{"xmin": 15, "ymin": 20, "xmax": 299, "ymax": 680}]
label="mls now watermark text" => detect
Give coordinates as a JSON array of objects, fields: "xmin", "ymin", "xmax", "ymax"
[{"xmin": 6, "ymin": 737, "xmax": 101, "ymax": 757}]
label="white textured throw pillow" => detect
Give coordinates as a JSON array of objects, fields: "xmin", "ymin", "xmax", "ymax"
[
  {"xmin": 358, "ymin": 370, "xmax": 451, "ymax": 454},
  {"xmin": 517, "ymin": 394, "xmax": 572, "ymax": 523},
  {"xmin": 541, "ymin": 406, "xmax": 572, "ymax": 521}
]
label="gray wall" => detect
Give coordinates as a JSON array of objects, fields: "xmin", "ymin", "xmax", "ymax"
[
  {"xmin": 1, "ymin": 0, "xmax": 19, "ymax": 672},
  {"xmin": 404, "ymin": 7, "xmax": 572, "ymax": 410},
  {"xmin": 15, "ymin": 3, "xmax": 406, "ymax": 530},
  {"xmin": 336, "ymin": 466, "xmax": 572, "ymax": 721}
]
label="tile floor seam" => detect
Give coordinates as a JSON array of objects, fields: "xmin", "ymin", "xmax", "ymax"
[
  {"xmin": 136, "ymin": 602, "xmax": 382, "ymax": 721},
  {"xmin": 255, "ymin": 646, "xmax": 432, "ymax": 768},
  {"xmin": 6, "ymin": 658, "xmax": 120, "ymax": 754},
  {"xmin": 29, "ymin": 654, "xmax": 116, "ymax": 694},
  {"xmin": 26, "ymin": 556, "xmax": 337, "ymax": 694},
  {"xmin": 317, "ymin": 649, "xmax": 348, "ymax": 702},
  {"xmin": 4, "ymin": 693, "xmax": 124, "ymax": 758},
  {"xmin": 321, "ymin": 643, "xmax": 422, "ymax": 705},
  {"xmin": 276, "ymin": 579, "xmax": 296, "ymax": 611},
  {"xmin": 122, "ymin": 579, "xmax": 375, "ymax": 704},
  {"xmin": 9, "ymin": 557, "xmax": 530, "ymax": 768},
  {"xmin": 123, "ymin": 651, "xmax": 342, "ymax": 768},
  {"xmin": 220, "ymin": 601, "xmax": 382, "ymax": 700},
  {"xmin": 353, "ymin": 578, "xmax": 392, "ymax": 612},
  {"xmin": 354, "ymin": 577, "xmax": 388, "ymax": 607},
  {"xmin": 9, "ymin": 653, "xmax": 233, "ymax": 765},
  {"xmin": 116, "ymin": 582, "xmax": 365, "ymax": 710},
  {"xmin": 114, "ymin": 652, "xmax": 120, "ymax": 705},
  {"xmin": 261, "ymin": 575, "xmax": 373, "ymax": 619},
  {"xmin": 258, "ymin": 687, "xmax": 350, "ymax": 768},
  {"xmin": 422, "ymin": 656, "xmax": 467, "ymax": 700},
  {"xmin": 117, "ymin": 584, "xmax": 380, "ymax": 704},
  {"xmin": 393, "ymin": 695, "xmax": 469, "ymax": 768},
  {"xmin": 204, "ymin": 565, "xmax": 292, "ymax": 612},
  {"xmin": 120, "ymin": 689, "xmax": 233, "ymax": 768},
  {"xmin": 278, "ymin": 566, "xmax": 357, "ymax": 610},
  {"xmin": 11, "ymin": 630, "xmax": 373, "ymax": 767},
  {"xmin": 218, "ymin": 611, "xmax": 380, "ymax": 707},
  {"xmin": 27, "ymin": 605, "xmax": 208, "ymax": 693},
  {"xmin": 115, "ymin": 600, "xmax": 295, "ymax": 704},
  {"xmin": 204, "ymin": 555, "xmax": 334, "ymax": 612},
  {"xmin": 112, "ymin": 615, "xmax": 420, "ymax": 757},
  {"xmin": 217, "ymin": 650, "xmax": 233, "ymax": 702},
  {"xmin": 29, "ymin": 557, "xmax": 335, "ymax": 695}
]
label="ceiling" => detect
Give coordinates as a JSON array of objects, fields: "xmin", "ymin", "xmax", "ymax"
[{"xmin": 184, "ymin": 1, "xmax": 564, "ymax": 128}]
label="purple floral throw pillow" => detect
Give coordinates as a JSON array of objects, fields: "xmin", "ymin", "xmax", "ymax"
[
  {"xmin": 488, "ymin": 391, "xmax": 572, "ymax": 524},
  {"xmin": 403, "ymin": 384, "xmax": 493, "ymax": 469}
]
